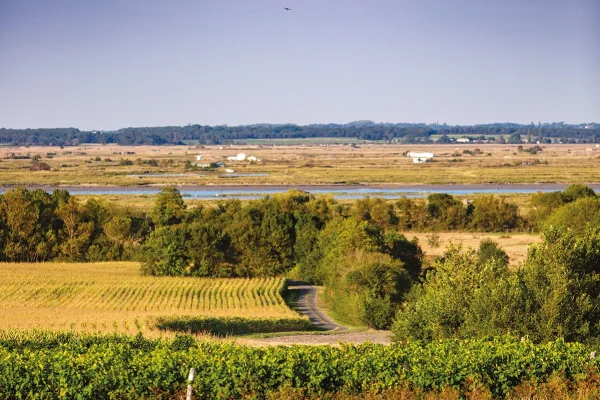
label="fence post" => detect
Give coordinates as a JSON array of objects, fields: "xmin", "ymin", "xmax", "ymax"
[{"xmin": 186, "ymin": 368, "xmax": 196, "ymax": 400}]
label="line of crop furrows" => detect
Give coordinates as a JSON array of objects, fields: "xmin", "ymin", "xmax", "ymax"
[{"xmin": 0, "ymin": 277, "xmax": 289, "ymax": 312}]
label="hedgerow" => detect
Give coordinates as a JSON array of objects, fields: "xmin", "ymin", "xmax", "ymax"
[{"xmin": 151, "ymin": 315, "xmax": 313, "ymax": 335}]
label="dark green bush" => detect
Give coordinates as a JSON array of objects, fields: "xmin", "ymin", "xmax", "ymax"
[{"xmin": 151, "ymin": 316, "xmax": 314, "ymax": 335}]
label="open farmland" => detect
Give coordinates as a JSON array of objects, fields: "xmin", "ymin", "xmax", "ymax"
[
  {"xmin": 0, "ymin": 262, "xmax": 299, "ymax": 335},
  {"xmin": 1, "ymin": 143, "xmax": 600, "ymax": 187},
  {"xmin": 406, "ymin": 232, "xmax": 541, "ymax": 268}
]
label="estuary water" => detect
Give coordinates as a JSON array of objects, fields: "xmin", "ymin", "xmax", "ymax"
[{"xmin": 1, "ymin": 184, "xmax": 596, "ymax": 200}]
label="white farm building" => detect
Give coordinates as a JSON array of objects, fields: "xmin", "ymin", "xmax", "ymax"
[
  {"xmin": 227, "ymin": 153, "xmax": 247, "ymax": 161},
  {"xmin": 407, "ymin": 152, "xmax": 434, "ymax": 163}
]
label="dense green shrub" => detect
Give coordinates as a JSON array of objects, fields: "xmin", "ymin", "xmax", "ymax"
[
  {"xmin": 517, "ymin": 227, "xmax": 600, "ymax": 343},
  {"xmin": 563, "ymin": 183, "xmax": 597, "ymax": 202},
  {"xmin": 529, "ymin": 184, "xmax": 598, "ymax": 229},
  {"xmin": 328, "ymin": 251, "xmax": 412, "ymax": 328},
  {"xmin": 469, "ymin": 195, "xmax": 520, "ymax": 231},
  {"xmin": 392, "ymin": 245, "xmax": 512, "ymax": 341},
  {"xmin": 477, "ymin": 238, "xmax": 509, "ymax": 267},
  {"xmin": 545, "ymin": 197, "xmax": 600, "ymax": 235},
  {"xmin": 151, "ymin": 316, "xmax": 313, "ymax": 335},
  {"xmin": 393, "ymin": 227, "xmax": 600, "ymax": 344}
]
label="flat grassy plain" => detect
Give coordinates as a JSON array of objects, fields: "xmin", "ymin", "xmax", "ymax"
[
  {"xmin": 406, "ymin": 232, "xmax": 541, "ymax": 268},
  {"xmin": 0, "ymin": 262, "xmax": 298, "ymax": 335},
  {"xmin": 1, "ymin": 143, "xmax": 599, "ymax": 186}
]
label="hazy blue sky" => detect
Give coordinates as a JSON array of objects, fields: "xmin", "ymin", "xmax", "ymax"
[{"xmin": 0, "ymin": 0, "xmax": 598, "ymax": 130}]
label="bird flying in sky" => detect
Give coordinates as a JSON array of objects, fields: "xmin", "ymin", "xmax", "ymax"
[{"xmin": 284, "ymin": 7, "xmax": 291, "ymax": 11}]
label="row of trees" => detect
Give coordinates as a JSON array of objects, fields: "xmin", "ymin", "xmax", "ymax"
[
  {"xmin": 1, "ymin": 122, "xmax": 599, "ymax": 145},
  {"xmin": 0, "ymin": 184, "xmax": 593, "ymax": 264},
  {"xmin": 393, "ymin": 194, "xmax": 521, "ymax": 232},
  {"xmin": 0, "ymin": 188, "xmax": 150, "ymax": 262}
]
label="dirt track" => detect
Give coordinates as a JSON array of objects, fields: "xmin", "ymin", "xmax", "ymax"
[
  {"xmin": 286, "ymin": 281, "xmax": 347, "ymax": 331},
  {"xmin": 247, "ymin": 330, "xmax": 392, "ymax": 346},
  {"xmin": 245, "ymin": 281, "xmax": 392, "ymax": 346}
]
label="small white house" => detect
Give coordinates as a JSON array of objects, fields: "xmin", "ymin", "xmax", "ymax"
[
  {"xmin": 227, "ymin": 153, "xmax": 247, "ymax": 161},
  {"xmin": 407, "ymin": 152, "xmax": 434, "ymax": 164},
  {"xmin": 247, "ymin": 155, "xmax": 260, "ymax": 162},
  {"xmin": 196, "ymin": 155, "xmax": 203, "ymax": 161},
  {"xmin": 406, "ymin": 151, "xmax": 433, "ymax": 164},
  {"xmin": 407, "ymin": 152, "xmax": 434, "ymax": 159},
  {"xmin": 456, "ymin": 138, "xmax": 470, "ymax": 143}
]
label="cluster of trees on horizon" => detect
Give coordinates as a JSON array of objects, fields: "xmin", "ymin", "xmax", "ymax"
[{"xmin": 1, "ymin": 121, "xmax": 599, "ymax": 145}]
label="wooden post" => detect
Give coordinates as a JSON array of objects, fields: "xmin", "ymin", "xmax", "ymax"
[{"xmin": 186, "ymin": 368, "xmax": 196, "ymax": 400}]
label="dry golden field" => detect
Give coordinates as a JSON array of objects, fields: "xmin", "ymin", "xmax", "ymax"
[
  {"xmin": 0, "ymin": 262, "xmax": 296, "ymax": 335},
  {"xmin": 406, "ymin": 232, "xmax": 542, "ymax": 268},
  {"xmin": 1, "ymin": 143, "xmax": 599, "ymax": 186}
]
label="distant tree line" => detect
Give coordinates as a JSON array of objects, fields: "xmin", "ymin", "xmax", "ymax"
[{"xmin": 1, "ymin": 122, "xmax": 599, "ymax": 145}]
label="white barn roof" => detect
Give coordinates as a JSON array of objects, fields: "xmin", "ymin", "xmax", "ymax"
[{"xmin": 407, "ymin": 152, "xmax": 434, "ymax": 159}]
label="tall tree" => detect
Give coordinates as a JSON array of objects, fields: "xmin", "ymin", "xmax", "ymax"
[
  {"xmin": 151, "ymin": 187, "xmax": 186, "ymax": 227},
  {"xmin": 55, "ymin": 197, "xmax": 93, "ymax": 260},
  {"xmin": 0, "ymin": 188, "xmax": 43, "ymax": 261}
]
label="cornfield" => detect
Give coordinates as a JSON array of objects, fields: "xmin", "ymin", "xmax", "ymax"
[{"xmin": 0, "ymin": 262, "xmax": 298, "ymax": 335}]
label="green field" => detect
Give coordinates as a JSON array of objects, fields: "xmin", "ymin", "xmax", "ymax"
[{"xmin": 1, "ymin": 332, "xmax": 598, "ymax": 399}]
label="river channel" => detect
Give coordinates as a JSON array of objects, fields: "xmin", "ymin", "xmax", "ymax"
[{"xmin": 1, "ymin": 184, "xmax": 596, "ymax": 200}]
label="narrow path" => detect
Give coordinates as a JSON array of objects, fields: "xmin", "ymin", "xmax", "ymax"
[
  {"xmin": 286, "ymin": 280, "xmax": 347, "ymax": 331},
  {"xmin": 243, "ymin": 281, "xmax": 392, "ymax": 345}
]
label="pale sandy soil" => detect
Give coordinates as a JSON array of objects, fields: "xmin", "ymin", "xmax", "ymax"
[
  {"xmin": 406, "ymin": 232, "xmax": 541, "ymax": 268},
  {"xmin": 242, "ymin": 330, "xmax": 392, "ymax": 346}
]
